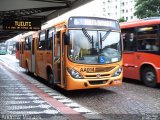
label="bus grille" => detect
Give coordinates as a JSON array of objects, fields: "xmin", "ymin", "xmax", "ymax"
[
  {"xmin": 95, "ymin": 66, "xmax": 115, "ymax": 73},
  {"xmin": 89, "ymin": 80, "xmax": 108, "ymax": 85},
  {"xmin": 86, "ymin": 74, "xmax": 110, "ymax": 78}
]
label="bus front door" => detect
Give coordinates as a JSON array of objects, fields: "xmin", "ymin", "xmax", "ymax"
[
  {"xmin": 19, "ymin": 41, "xmax": 25, "ymax": 68},
  {"xmin": 31, "ymin": 38, "xmax": 35, "ymax": 73},
  {"xmin": 53, "ymin": 30, "xmax": 65, "ymax": 88}
]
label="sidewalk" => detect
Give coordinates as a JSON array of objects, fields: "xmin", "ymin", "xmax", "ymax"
[
  {"xmin": 0, "ymin": 62, "xmax": 71, "ymax": 120},
  {"xmin": 0, "ymin": 57, "xmax": 104, "ymax": 120}
]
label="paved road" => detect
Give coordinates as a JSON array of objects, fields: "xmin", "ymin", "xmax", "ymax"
[{"xmin": 1, "ymin": 54, "xmax": 160, "ymax": 120}]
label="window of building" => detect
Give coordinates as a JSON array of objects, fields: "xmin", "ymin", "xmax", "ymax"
[{"xmin": 103, "ymin": 8, "xmax": 106, "ymax": 12}]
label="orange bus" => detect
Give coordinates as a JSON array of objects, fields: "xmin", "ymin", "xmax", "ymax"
[
  {"xmin": 19, "ymin": 16, "xmax": 123, "ymax": 90},
  {"xmin": 120, "ymin": 17, "xmax": 160, "ymax": 87}
]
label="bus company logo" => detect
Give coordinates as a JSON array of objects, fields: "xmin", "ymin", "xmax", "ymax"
[{"xmin": 96, "ymin": 74, "xmax": 101, "ymax": 78}]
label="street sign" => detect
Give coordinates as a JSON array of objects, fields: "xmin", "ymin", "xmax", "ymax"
[{"xmin": 3, "ymin": 18, "xmax": 42, "ymax": 31}]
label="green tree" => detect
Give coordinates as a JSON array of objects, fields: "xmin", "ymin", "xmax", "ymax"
[
  {"xmin": 134, "ymin": 0, "xmax": 160, "ymax": 19},
  {"xmin": 118, "ymin": 18, "xmax": 126, "ymax": 22}
]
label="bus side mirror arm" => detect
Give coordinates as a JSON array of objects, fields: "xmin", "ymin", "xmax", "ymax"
[{"xmin": 63, "ymin": 33, "xmax": 70, "ymax": 45}]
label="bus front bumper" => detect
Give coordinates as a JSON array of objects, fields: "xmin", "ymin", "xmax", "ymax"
[{"xmin": 65, "ymin": 74, "xmax": 122, "ymax": 90}]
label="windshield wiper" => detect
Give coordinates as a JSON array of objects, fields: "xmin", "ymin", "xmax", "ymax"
[
  {"xmin": 99, "ymin": 29, "xmax": 111, "ymax": 54},
  {"xmin": 82, "ymin": 28, "xmax": 94, "ymax": 49},
  {"xmin": 99, "ymin": 33, "xmax": 102, "ymax": 53},
  {"xmin": 101, "ymin": 29, "xmax": 111, "ymax": 41}
]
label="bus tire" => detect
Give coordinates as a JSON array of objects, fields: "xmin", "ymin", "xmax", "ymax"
[
  {"xmin": 48, "ymin": 72, "xmax": 56, "ymax": 89},
  {"xmin": 142, "ymin": 66, "xmax": 157, "ymax": 88}
]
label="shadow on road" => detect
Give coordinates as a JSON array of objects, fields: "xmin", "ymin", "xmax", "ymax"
[
  {"xmin": 58, "ymin": 88, "xmax": 116, "ymax": 98},
  {"xmin": 123, "ymin": 78, "xmax": 143, "ymax": 85}
]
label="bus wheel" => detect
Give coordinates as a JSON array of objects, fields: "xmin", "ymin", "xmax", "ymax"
[
  {"xmin": 142, "ymin": 67, "xmax": 157, "ymax": 87},
  {"xmin": 48, "ymin": 72, "xmax": 55, "ymax": 89}
]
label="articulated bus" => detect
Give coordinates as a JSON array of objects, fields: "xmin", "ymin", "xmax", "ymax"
[
  {"xmin": 120, "ymin": 17, "xmax": 160, "ymax": 87},
  {"xmin": 19, "ymin": 16, "xmax": 123, "ymax": 90}
]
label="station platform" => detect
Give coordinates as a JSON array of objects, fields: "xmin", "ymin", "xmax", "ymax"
[{"xmin": 0, "ymin": 55, "xmax": 103, "ymax": 120}]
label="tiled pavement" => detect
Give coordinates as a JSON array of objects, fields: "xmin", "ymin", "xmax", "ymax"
[{"xmin": 0, "ymin": 60, "xmax": 104, "ymax": 120}]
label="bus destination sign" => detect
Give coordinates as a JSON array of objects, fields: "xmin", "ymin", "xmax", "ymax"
[
  {"xmin": 3, "ymin": 18, "xmax": 41, "ymax": 31},
  {"xmin": 68, "ymin": 17, "xmax": 120, "ymax": 30}
]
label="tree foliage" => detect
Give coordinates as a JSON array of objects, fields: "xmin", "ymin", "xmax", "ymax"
[
  {"xmin": 134, "ymin": 0, "xmax": 160, "ymax": 19},
  {"xmin": 118, "ymin": 18, "xmax": 126, "ymax": 23}
]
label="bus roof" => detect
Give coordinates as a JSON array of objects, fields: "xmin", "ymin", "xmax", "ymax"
[{"xmin": 120, "ymin": 18, "xmax": 160, "ymax": 29}]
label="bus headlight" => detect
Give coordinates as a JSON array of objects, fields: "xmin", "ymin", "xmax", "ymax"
[
  {"xmin": 112, "ymin": 67, "xmax": 122, "ymax": 77},
  {"xmin": 67, "ymin": 68, "xmax": 83, "ymax": 79}
]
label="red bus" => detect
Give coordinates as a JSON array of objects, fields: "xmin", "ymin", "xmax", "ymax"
[{"xmin": 120, "ymin": 17, "xmax": 160, "ymax": 87}]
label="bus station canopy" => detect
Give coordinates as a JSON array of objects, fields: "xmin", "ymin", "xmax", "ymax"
[{"xmin": 0, "ymin": 0, "xmax": 93, "ymax": 42}]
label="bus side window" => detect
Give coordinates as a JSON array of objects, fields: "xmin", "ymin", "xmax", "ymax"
[
  {"xmin": 25, "ymin": 37, "xmax": 29, "ymax": 50},
  {"xmin": 55, "ymin": 32, "xmax": 60, "ymax": 57},
  {"xmin": 137, "ymin": 25, "xmax": 159, "ymax": 51},
  {"xmin": 28, "ymin": 35, "xmax": 32, "ymax": 50},
  {"xmin": 152, "ymin": 41, "xmax": 159, "ymax": 51},
  {"xmin": 38, "ymin": 31, "xmax": 46, "ymax": 50},
  {"xmin": 16, "ymin": 42, "xmax": 19, "ymax": 51},
  {"xmin": 122, "ymin": 28, "xmax": 135, "ymax": 51},
  {"xmin": 46, "ymin": 27, "xmax": 55, "ymax": 50}
]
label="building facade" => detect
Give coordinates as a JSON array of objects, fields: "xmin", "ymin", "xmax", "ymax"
[{"xmin": 96, "ymin": 0, "xmax": 137, "ymax": 21}]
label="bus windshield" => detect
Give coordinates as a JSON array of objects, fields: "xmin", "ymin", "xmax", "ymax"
[{"xmin": 68, "ymin": 29, "xmax": 121, "ymax": 64}]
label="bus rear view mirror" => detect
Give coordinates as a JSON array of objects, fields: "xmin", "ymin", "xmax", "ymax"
[{"xmin": 63, "ymin": 33, "xmax": 70, "ymax": 45}]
